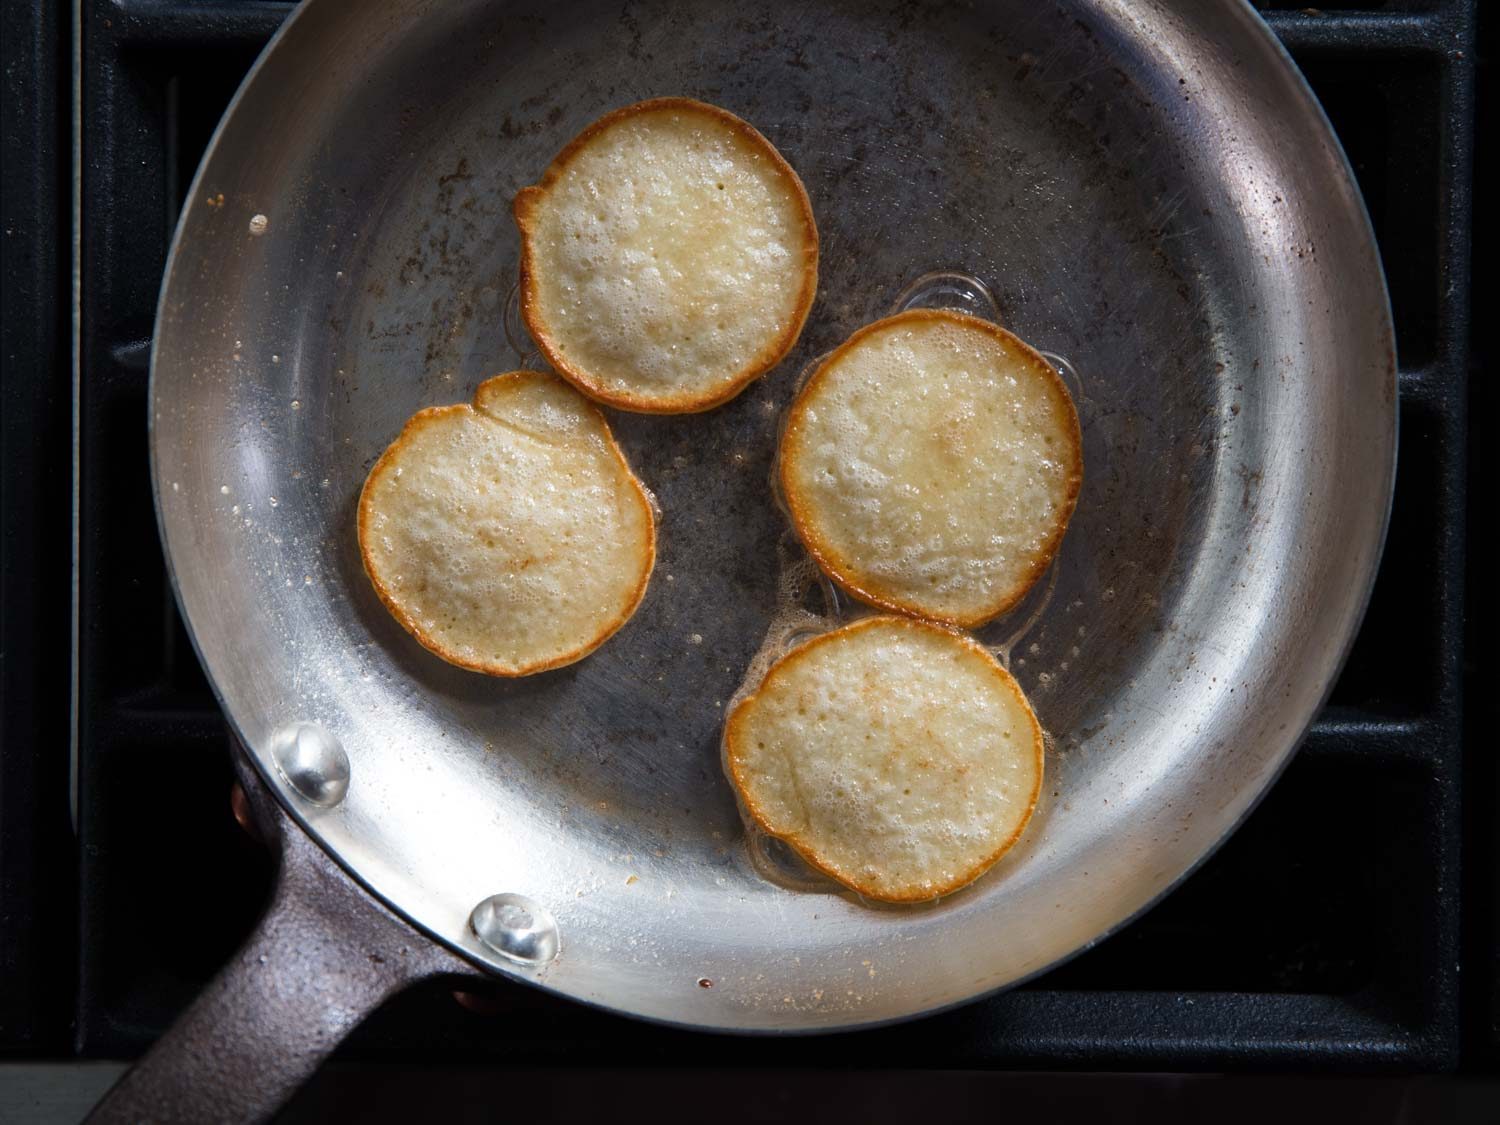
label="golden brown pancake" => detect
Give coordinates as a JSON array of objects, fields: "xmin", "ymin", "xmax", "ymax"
[
  {"xmin": 358, "ymin": 370, "xmax": 655, "ymax": 676},
  {"xmin": 779, "ymin": 309, "xmax": 1082, "ymax": 627},
  {"xmin": 725, "ymin": 615, "xmax": 1044, "ymax": 903},
  {"xmin": 515, "ymin": 98, "xmax": 818, "ymax": 413}
]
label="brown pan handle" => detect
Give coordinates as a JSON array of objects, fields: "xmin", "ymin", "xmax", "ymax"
[{"xmin": 86, "ymin": 755, "xmax": 477, "ymax": 1124}]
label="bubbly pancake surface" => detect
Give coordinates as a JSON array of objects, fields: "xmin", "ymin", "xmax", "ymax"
[
  {"xmin": 515, "ymin": 98, "xmax": 818, "ymax": 413},
  {"xmin": 358, "ymin": 371, "xmax": 655, "ymax": 676},
  {"xmin": 779, "ymin": 309, "xmax": 1082, "ymax": 627},
  {"xmin": 725, "ymin": 616, "xmax": 1043, "ymax": 902}
]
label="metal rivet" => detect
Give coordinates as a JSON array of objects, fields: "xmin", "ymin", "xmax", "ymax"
[
  {"xmin": 270, "ymin": 722, "xmax": 350, "ymax": 807},
  {"xmin": 469, "ymin": 893, "xmax": 559, "ymax": 966}
]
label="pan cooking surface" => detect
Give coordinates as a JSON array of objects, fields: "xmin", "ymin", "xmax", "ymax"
[{"xmin": 152, "ymin": 0, "xmax": 1393, "ymax": 1029}]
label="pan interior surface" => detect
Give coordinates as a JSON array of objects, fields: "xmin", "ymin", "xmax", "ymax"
[{"xmin": 152, "ymin": 0, "xmax": 1394, "ymax": 1030}]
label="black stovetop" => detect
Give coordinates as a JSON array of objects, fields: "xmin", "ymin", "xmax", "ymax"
[{"xmin": 1, "ymin": 0, "xmax": 1489, "ymax": 1083}]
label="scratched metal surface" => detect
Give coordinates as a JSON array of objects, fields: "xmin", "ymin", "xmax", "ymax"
[{"xmin": 150, "ymin": 0, "xmax": 1394, "ymax": 1029}]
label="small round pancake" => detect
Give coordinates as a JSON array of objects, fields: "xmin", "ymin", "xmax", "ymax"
[
  {"xmin": 779, "ymin": 309, "xmax": 1082, "ymax": 628},
  {"xmin": 725, "ymin": 616, "xmax": 1043, "ymax": 903},
  {"xmin": 358, "ymin": 370, "xmax": 655, "ymax": 676},
  {"xmin": 514, "ymin": 98, "xmax": 818, "ymax": 414}
]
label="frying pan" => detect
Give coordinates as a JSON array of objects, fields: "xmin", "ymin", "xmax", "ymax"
[{"xmin": 93, "ymin": 0, "xmax": 1395, "ymax": 1118}]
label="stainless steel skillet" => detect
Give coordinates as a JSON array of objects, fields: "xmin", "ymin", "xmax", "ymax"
[{"xmin": 96, "ymin": 0, "xmax": 1395, "ymax": 1118}]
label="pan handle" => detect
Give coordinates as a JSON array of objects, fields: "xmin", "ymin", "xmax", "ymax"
[{"xmin": 85, "ymin": 762, "xmax": 477, "ymax": 1124}]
